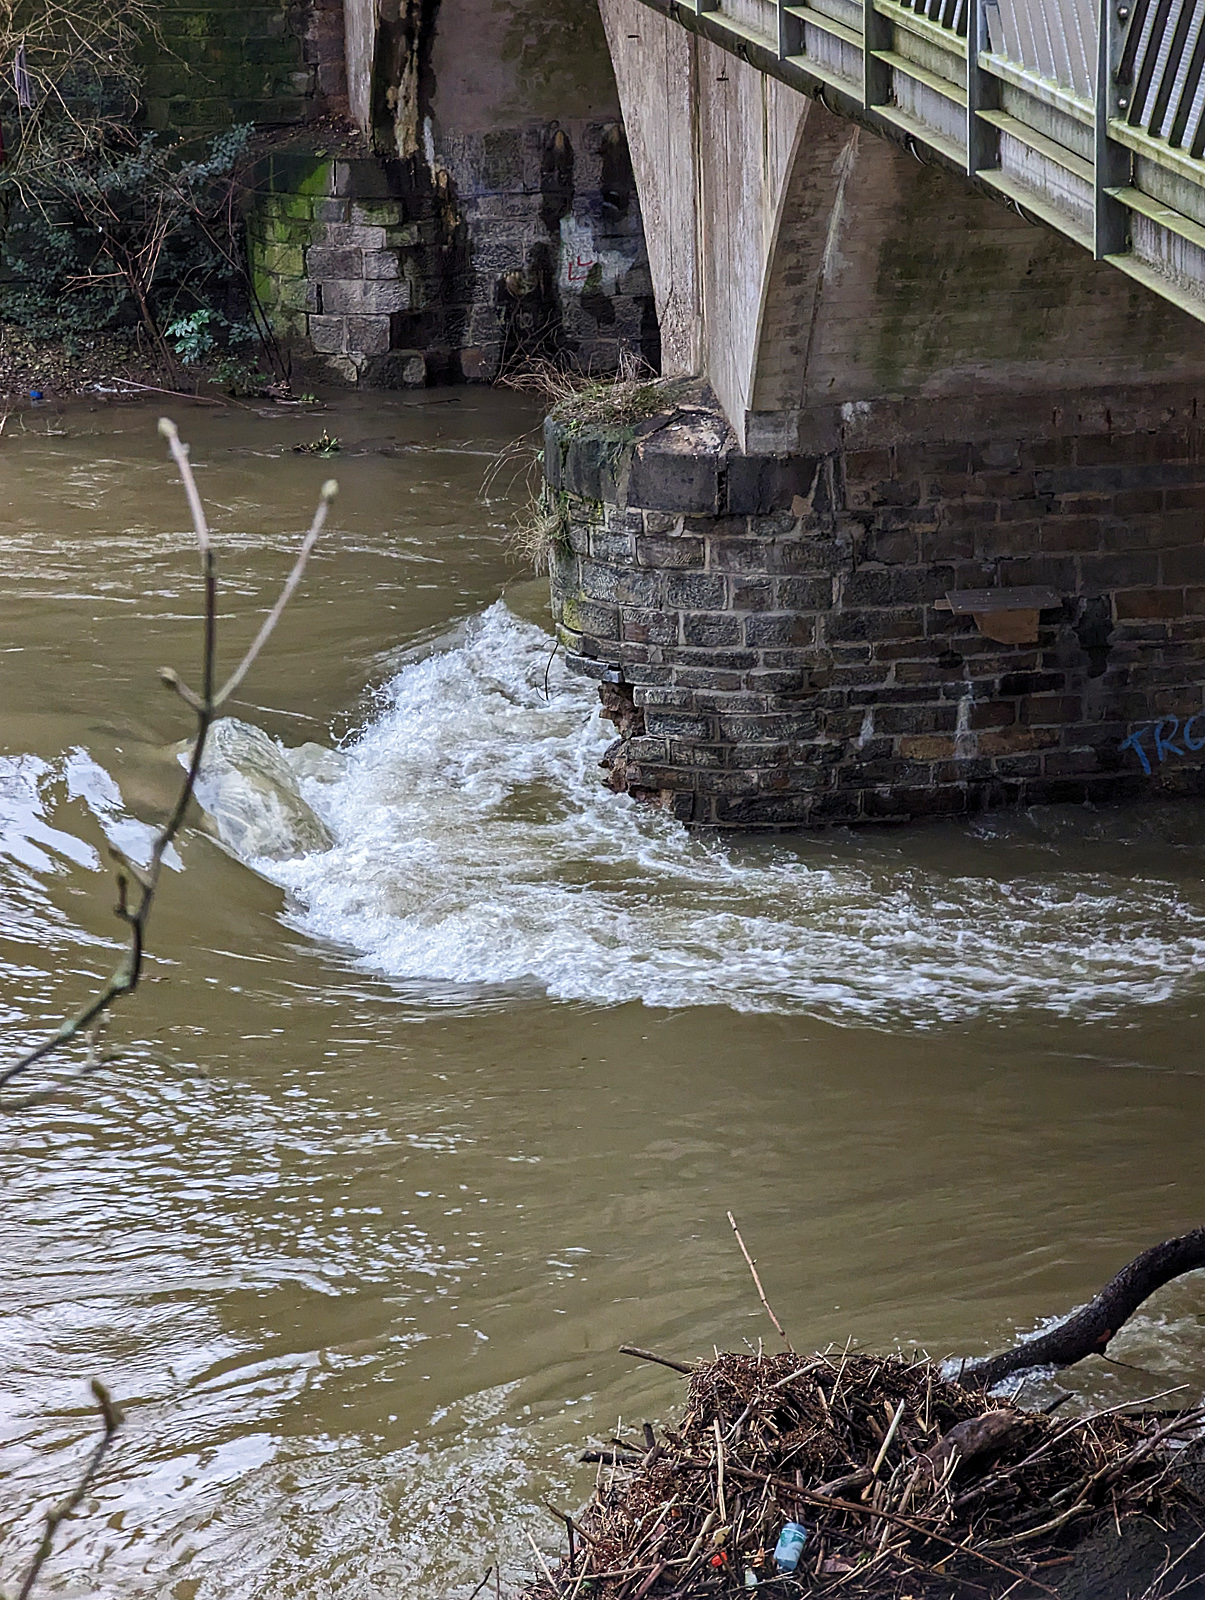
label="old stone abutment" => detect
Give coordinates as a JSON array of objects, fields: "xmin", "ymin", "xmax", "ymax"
[{"xmin": 545, "ymin": 0, "xmax": 1205, "ymax": 827}]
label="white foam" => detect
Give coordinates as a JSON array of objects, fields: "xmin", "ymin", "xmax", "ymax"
[{"xmin": 233, "ymin": 602, "xmax": 1205, "ymax": 1024}]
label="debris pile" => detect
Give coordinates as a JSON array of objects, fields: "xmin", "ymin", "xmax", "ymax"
[{"xmin": 531, "ymin": 1350, "xmax": 1205, "ymax": 1598}]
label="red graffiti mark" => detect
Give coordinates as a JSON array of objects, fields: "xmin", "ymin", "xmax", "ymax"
[{"xmin": 567, "ymin": 254, "xmax": 597, "ymax": 283}]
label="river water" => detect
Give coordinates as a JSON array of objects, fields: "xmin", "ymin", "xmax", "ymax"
[{"xmin": 2, "ymin": 390, "xmax": 1205, "ymax": 1598}]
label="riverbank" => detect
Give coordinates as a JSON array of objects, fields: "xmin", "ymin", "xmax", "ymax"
[
  {"xmin": 0, "ymin": 326, "xmax": 166, "ymax": 403},
  {"xmin": 0, "ymin": 324, "xmax": 312, "ymax": 408}
]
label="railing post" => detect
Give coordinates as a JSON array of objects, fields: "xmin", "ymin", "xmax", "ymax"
[
  {"xmin": 966, "ymin": 0, "xmax": 999, "ymax": 176},
  {"xmin": 862, "ymin": 0, "xmax": 891, "ymax": 110},
  {"xmin": 777, "ymin": 0, "xmax": 802, "ymax": 58},
  {"xmin": 1094, "ymin": 0, "xmax": 1131, "ymax": 257}
]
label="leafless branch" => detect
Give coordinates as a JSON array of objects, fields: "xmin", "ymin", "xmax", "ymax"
[
  {"xmin": 726, "ymin": 1210, "xmax": 792, "ymax": 1349},
  {"xmin": 6, "ymin": 1381, "xmax": 123, "ymax": 1600},
  {"xmin": 0, "ymin": 418, "xmax": 336, "ymax": 1101}
]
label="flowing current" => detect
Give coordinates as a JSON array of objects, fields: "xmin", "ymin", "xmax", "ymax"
[
  {"xmin": 210, "ymin": 601, "xmax": 1205, "ymax": 1025},
  {"xmin": 2, "ymin": 392, "xmax": 1205, "ymax": 1599}
]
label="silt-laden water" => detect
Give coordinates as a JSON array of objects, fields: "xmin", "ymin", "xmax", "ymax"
[{"xmin": 1, "ymin": 390, "xmax": 1204, "ymax": 1598}]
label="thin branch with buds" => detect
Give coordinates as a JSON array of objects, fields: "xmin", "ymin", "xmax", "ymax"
[
  {"xmin": 0, "ymin": 417, "xmax": 337, "ymax": 1102},
  {"xmin": 4, "ymin": 1381, "xmax": 123, "ymax": 1600}
]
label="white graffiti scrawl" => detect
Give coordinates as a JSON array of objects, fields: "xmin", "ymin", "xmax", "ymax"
[{"xmin": 559, "ymin": 215, "xmax": 638, "ymax": 295}]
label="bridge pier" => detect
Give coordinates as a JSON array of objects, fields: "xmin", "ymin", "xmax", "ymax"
[
  {"xmin": 548, "ymin": 382, "xmax": 1205, "ymax": 827},
  {"xmin": 546, "ymin": 0, "xmax": 1205, "ymax": 826}
]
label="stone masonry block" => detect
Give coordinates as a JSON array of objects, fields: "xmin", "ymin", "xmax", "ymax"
[
  {"xmin": 344, "ymin": 315, "xmax": 392, "ymax": 357},
  {"xmin": 306, "ymin": 245, "xmax": 361, "ymax": 279},
  {"xmin": 744, "ymin": 613, "xmax": 814, "ymax": 647},
  {"xmin": 717, "ymin": 713, "xmax": 820, "ymax": 742},
  {"xmin": 307, "ymin": 314, "xmax": 346, "ymax": 355},
  {"xmin": 590, "ymin": 530, "xmax": 636, "ymax": 564},
  {"xmin": 664, "ymin": 572, "xmax": 726, "ymax": 609},
  {"xmin": 628, "ymin": 444, "xmax": 722, "ymax": 514},
  {"xmin": 643, "ymin": 710, "xmax": 717, "ymax": 740},
  {"xmin": 636, "ymin": 536, "xmax": 705, "ymax": 568},
  {"xmin": 729, "ymin": 577, "xmax": 775, "ymax": 610},
  {"xmin": 725, "ymin": 454, "xmax": 820, "ymax": 515},
  {"xmin": 1114, "ymin": 587, "xmax": 1186, "ymax": 618},
  {"xmin": 320, "ymin": 278, "xmax": 410, "ymax": 315},
  {"xmin": 560, "ymin": 596, "xmax": 620, "ymax": 639},
  {"xmin": 321, "ymin": 223, "xmax": 388, "ymax": 249},
  {"xmin": 351, "ymin": 199, "xmax": 405, "ymax": 227},
  {"xmin": 580, "ymin": 562, "xmax": 660, "ymax": 607},
  {"xmin": 334, "ymin": 158, "xmax": 407, "ymax": 200},
  {"xmin": 682, "ymin": 613, "xmax": 742, "ymax": 648},
  {"xmin": 622, "ymin": 610, "xmax": 679, "ymax": 645},
  {"xmin": 361, "ymin": 249, "xmax": 401, "ymax": 280}
]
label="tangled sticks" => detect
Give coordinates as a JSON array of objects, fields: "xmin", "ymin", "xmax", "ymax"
[
  {"xmin": 526, "ymin": 1233, "xmax": 1205, "ymax": 1599},
  {"xmin": 538, "ymin": 1351, "xmax": 1205, "ymax": 1599}
]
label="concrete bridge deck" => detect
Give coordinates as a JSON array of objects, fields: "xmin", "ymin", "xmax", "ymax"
[{"xmin": 639, "ymin": 0, "xmax": 1205, "ymax": 328}]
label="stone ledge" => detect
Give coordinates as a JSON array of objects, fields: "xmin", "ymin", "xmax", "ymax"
[{"xmin": 544, "ymin": 392, "xmax": 835, "ymax": 517}]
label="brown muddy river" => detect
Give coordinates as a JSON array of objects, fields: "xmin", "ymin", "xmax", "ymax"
[{"xmin": 2, "ymin": 389, "xmax": 1205, "ymax": 1598}]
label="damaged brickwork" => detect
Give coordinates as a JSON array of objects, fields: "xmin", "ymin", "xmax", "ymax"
[{"xmin": 546, "ymin": 385, "xmax": 1205, "ymax": 827}]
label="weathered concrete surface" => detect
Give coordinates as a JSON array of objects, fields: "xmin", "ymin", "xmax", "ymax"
[
  {"xmin": 600, "ymin": 0, "xmax": 1205, "ymax": 450},
  {"xmin": 547, "ymin": 383, "xmax": 1205, "ymax": 827},
  {"xmin": 317, "ymin": 0, "xmax": 654, "ymax": 381}
]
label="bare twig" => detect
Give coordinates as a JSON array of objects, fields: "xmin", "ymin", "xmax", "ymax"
[
  {"xmin": 214, "ymin": 486, "xmax": 334, "ymax": 705},
  {"xmin": 0, "ymin": 418, "xmax": 335, "ymax": 1100},
  {"xmin": 871, "ymin": 1399, "xmax": 906, "ymax": 1476},
  {"xmin": 13, "ymin": 1381, "xmax": 123, "ymax": 1600},
  {"xmin": 525, "ymin": 1527, "xmax": 560, "ymax": 1596},
  {"xmin": 726, "ymin": 1211, "xmax": 792, "ymax": 1349},
  {"xmin": 618, "ymin": 1346, "xmax": 696, "ymax": 1376}
]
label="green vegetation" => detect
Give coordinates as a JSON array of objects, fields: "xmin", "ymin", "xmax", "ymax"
[{"xmin": 0, "ymin": 0, "xmax": 289, "ymax": 383}]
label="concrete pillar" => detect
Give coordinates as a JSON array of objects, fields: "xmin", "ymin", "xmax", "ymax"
[{"xmin": 547, "ymin": 1, "xmax": 1205, "ymax": 826}]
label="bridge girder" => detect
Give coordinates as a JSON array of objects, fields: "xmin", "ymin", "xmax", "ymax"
[{"xmin": 602, "ymin": 0, "xmax": 1205, "ymax": 445}]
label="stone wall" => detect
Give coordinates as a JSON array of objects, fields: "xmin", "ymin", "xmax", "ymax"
[
  {"xmin": 138, "ymin": 0, "xmax": 653, "ymax": 385},
  {"xmin": 299, "ymin": 0, "xmax": 657, "ymax": 383},
  {"xmin": 246, "ymin": 128, "xmax": 653, "ymax": 385},
  {"xmin": 546, "ymin": 385, "xmax": 1205, "ymax": 827},
  {"xmin": 145, "ymin": 0, "xmax": 341, "ymax": 134},
  {"xmin": 248, "ymin": 150, "xmax": 433, "ymax": 384}
]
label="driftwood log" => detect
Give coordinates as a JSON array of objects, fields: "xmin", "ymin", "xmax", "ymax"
[{"xmin": 962, "ymin": 1226, "xmax": 1205, "ymax": 1387}]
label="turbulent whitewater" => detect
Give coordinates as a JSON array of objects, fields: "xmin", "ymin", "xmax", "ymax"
[{"xmin": 178, "ymin": 601, "xmax": 1205, "ymax": 1026}]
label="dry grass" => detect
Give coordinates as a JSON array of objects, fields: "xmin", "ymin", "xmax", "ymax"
[
  {"xmin": 507, "ymin": 484, "xmax": 569, "ymax": 575},
  {"xmin": 491, "ymin": 353, "xmax": 677, "ymax": 573},
  {"xmin": 504, "ymin": 351, "xmax": 673, "ymax": 432}
]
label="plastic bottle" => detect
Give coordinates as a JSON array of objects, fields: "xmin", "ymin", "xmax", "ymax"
[{"xmin": 773, "ymin": 1521, "xmax": 808, "ymax": 1573}]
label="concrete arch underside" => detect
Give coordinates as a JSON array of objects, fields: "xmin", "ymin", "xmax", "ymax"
[
  {"xmin": 601, "ymin": 0, "xmax": 1205, "ymax": 451},
  {"xmin": 541, "ymin": 0, "xmax": 1205, "ymax": 828}
]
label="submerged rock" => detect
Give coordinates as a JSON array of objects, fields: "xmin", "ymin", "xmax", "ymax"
[{"xmin": 185, "ymin": 717, "xmax": 337, "ymax": 861}]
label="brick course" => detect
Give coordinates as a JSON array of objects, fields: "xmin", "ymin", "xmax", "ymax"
[{"xmin": 546, "ymin": 386, "xmax": 1205, "ymax": 827}]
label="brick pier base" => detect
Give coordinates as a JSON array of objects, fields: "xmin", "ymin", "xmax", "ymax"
[{"xmin": 545, "ymin": 384, "xmax": 1205, "ymax": 827}]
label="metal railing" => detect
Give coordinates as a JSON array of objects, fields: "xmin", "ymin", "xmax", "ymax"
[
  {"xmin": 657, "ymin": 0, "xmax": 1205, "ymax": 322},
  {"xmin": 988, "ymin": 0, "xmax": 1096, "ymax": 98},
  {"xmin": 1119, "ymin": 0, "xmax": 1205, "ymax": 158}
]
